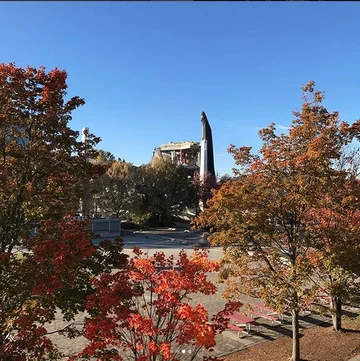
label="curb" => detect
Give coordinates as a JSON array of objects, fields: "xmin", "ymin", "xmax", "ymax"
[{"xmin": 129, "ymin": 232, "xmax": 209, "ymax": 247}]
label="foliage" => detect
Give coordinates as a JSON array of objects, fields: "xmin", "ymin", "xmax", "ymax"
[
  {"xmin": 134, "ymin": 158, "xmax": 195, "ymax": 226},
  {"xmin": 0, "ymin": 64, "xmax": 127, "ymax": 359},
  {"xmin": 304, "ymin": 147, "xmax": 360, "ymax": 330},
  {"xmin": 192, "ymin": 171, "xmax": 218, "ymax": 217},
  {"xmin": 93, "ymin": 150, "xmax": 116, "ymax": 165},
  {"xmin": 0, "ymin": 63, "xmax": 100, "ymax": 252},
  {"xmin": 0, "ymin": 218, "xmax": 127, "ymax": 360},
  {"xmin": 82, "ymin": 151, "xmax": 200, "ymax": 225},
  {"xmin": 100, "ymin": 160, "xmax": 137, "ymax": 218},
  {"xmin": 81, "ymin": 149, "xmax": 114, "ymax": 218},
  {"xmin": 194, "ymin": 81, "xmax": 360, "ymax": 360},
  {"xmin": 73, "ymin": 249, "xmax": 240, "ymax": 361},
  {"xmin": 82, "ymin": 158, "xmax": 137, "ymax": 218}
]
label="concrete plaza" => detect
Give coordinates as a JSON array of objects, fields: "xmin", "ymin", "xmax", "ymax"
[{"xmin": 49, "ymin": 232, "xmax": 336, "ymax": 359}]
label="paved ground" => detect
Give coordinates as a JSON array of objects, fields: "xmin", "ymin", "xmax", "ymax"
[{"xmin": 49, "ymin": 231, "xmax": 342, "ymax": 360}]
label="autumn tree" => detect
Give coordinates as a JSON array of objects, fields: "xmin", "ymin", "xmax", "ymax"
[
  {"xmin": 195, "ymin": 81, "xmax": 360, "ymax": 361},
  {"xmin": 293, "ymin": 91, "xmax": 360, "ymax": 332},
  {"xmin": 305, "ymin": 145, "xmax": 360, "ymax": 331},
  {"xmin": 81, "ymin": 150, "xmax": 116, "ymax": 217},
  {"xmin": 0, "ymin": 63, "xmax": 99, "ymax": 250},
  {"xmin": 98, "ymin": 160, "xmax": 137, "ymax": 218},
  {"xmin": 192, "ymin": 171, "xmax": 218, "ymax": 217},
  {"xmin": 82, "ymin": 152, "xmax": 141, "ymax": 219},
  {"xmin": 94, "ymin": 149, "xmax": 116, "ymax": 165},
  {"xmin": 0, "ymin": 64, "xmax": 126, "ymax": 359},
  {"xmin": 0, "ymin": 218, "xmax": 127, "ymax": 360},
  {"xmin": 218, "ymin": 174, "xmax": 232, "ymax": 185},
  {"xmin": 74, "ymin": 249, "xmax": 240, "ymax": 361}
]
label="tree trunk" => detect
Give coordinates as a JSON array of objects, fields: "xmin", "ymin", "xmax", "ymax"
[
  {"xmin": 291, "ymin": 309, "xmax": 300, "ymax": 361},
  {"xmin": 331, "ymin": 296, "xmax": 342, "ymax": 332}
]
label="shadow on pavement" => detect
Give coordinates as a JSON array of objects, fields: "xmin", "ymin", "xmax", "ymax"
[
  {"xmin": 298, "ymin": 314, "xmax": 332, "ymax": 327},
  {"xmin": 257, "ymin": 322, "xmax": 294, "ymax": 338}
]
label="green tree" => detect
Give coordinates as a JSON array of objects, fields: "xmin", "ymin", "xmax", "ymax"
[{"xmin": 135, "ymin": 157, "xmax": 195, "ymax": 226}]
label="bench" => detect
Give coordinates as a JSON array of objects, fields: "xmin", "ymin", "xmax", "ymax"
[
  {"xmin": 250, "ymin": 310, "xmax": 280, "ymax": 325},
  {"xmin": 227, "ymin": 323, "xmax": 245, "ymax": 336},
  {"xmin": 229, "ymin": 313, "xmax": 258, "ymax": 333},
  {"xmin": 253, "ymin": 303, "xmax": 275, "ymax": 314}
]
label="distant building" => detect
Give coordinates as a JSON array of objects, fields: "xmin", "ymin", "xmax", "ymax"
[
  {"xmin": 153, "ymin": 112, "xmax": 215, "ymax": 181},
  {"xmin": 155, "ymin": 141, "xmax": 201, "ymax": 170}
]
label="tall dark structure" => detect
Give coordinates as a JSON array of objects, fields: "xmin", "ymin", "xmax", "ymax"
[{"xmin": 200, "ymin": 111, "xmax": 215, "ymax": 179}]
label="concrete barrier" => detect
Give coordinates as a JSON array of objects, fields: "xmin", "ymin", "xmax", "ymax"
[{"xmin": 90, "ymin": 218, "xmax": 121, "ymax": 238}]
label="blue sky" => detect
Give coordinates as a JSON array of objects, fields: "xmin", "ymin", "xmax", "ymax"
[{"xmin": 1, "ymin": 3, "xmax": 360, "ymax": 176}]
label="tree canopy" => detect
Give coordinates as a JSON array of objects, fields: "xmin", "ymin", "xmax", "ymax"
[
  {"xmin": 0, "ymin": 63, "xmax": 99, "ymax": 252},
  {"xmin": 195, "ymin": 81, "xmax": 360, "ymax": 361},
  {"xmin": 0, "ymin": 63, "xmax": 126, "ymax": 359},
  {"xmin": 74, "ymin": 249, "xmax": 240, "ymax": 361}
]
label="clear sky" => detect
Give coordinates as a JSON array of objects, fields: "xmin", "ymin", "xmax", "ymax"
[{"xmin": 1, "ymin": 2, "xmax": 360, "ymax": 176}]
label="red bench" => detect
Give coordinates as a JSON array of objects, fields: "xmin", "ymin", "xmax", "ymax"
[
  {"xmin": 227, "ymin": 323, "xmax": 245, "ymax": 336},
  {"xmin": 229, "ymin": 312, "xmax": 258, "ymax": 333},
  {"xmin": 250, "ymin": 309, "xmax": 280, "ymax": 326},
  {"xmin": 253, "ymin": 304, "xmax": 275, "ymax": 314}
]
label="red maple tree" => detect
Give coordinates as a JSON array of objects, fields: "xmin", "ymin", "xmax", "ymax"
[
  {"xmin": 1, "ymin": 217, "xmax": 127, "ymax": 360},
  {"xmin": 0, "ymin": 63, "xmax": 126, "ymax": 360},
  {"xmin": 74, "ymin": 249, "xmax": 240, "ymax": 361}
]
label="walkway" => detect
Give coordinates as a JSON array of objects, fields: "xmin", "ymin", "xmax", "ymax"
[{"xmin": 48, "ymin": 232, "xmax": 347, "ymax": 359}]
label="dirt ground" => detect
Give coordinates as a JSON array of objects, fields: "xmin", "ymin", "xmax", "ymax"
[{"xmin": 224, "ymin": 315, "xmax": 360, "ymax": 361}]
